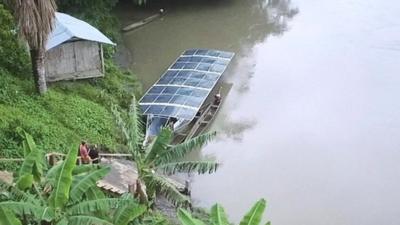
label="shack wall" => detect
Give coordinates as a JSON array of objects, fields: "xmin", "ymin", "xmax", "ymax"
[{"xmin": 45, "ymin": 40, "xmax": 104, "ymax": 82}]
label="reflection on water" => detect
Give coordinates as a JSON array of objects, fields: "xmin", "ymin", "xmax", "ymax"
[{"xmin": 120, "ymin": 0, "xmax": 400, "ymax": 224}]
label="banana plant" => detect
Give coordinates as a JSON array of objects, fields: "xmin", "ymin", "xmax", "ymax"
[
  {"xmin": 177, "ymin": 199, "xmax": 270, "ymax": 225},
  {"xmin": 0, "ymin": 132, "xmax": 146, "ymax": 225}
]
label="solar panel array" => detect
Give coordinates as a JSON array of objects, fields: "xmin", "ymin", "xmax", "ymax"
[{"xmin": 139, "ymin": 49, "xmax": 234, "ymax": 120}]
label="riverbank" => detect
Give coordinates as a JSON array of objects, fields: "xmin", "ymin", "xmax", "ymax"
[{"xmin": 0, "ymin": 3, "xmax": 142, "ymax": 171}]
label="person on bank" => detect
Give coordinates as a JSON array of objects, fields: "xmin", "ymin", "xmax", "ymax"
[{"xmin": 79, "ymin": 141, "xmax": 90, "ymax": 164}]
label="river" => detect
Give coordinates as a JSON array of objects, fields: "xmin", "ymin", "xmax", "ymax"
[{"xmin": 117, "ymin": 0, "xmax": 400, "ymax": 224}]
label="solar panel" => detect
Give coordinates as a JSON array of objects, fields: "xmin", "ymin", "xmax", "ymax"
[{"xmin": 139, "ymin": 49, "xmax": 234, "ymax": 120}]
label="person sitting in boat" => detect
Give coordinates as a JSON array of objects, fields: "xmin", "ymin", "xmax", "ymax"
[
  {"xmin": 168, "ymin": 117, "xmax": 178, "ymax": 129},
  {"xmin": 79, "ymin": 141, "xmax": 90, "ymax": 164},
  {"xmin": 213, "ymin": 93, "xmax": 221, "ymax": 105}
]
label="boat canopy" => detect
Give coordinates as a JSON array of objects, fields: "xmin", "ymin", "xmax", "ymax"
[{"xmin": 139, "ymin": 49, "xmax": 234, "ymax": 121}]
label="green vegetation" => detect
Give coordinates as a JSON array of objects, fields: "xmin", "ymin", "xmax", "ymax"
[
  {"xmin": 112, "ymin": 97, "xmax": 219, "ymax": 206},
  {"xmin": 0, "ymin": 132, "xmax": 146, "ymax": 225},
  {"xmin": 0, "ymin": 1, "xmax": 271, "ymax": 225},
  {"xmin": 0, "ymin": 2, "xmax": 141, "ymax": 171},
  {"xmin": 177, "ymin": 199, "xmax": 270, "ymax": 225}
]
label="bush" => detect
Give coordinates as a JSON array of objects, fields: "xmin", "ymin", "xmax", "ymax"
[{"xmin": 0, "ymin": 69, "xmax": 123, "ymax": 171}]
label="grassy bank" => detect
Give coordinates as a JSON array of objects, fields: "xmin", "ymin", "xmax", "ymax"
[{"xmin": 0, "ymin": 2, "xmax": 141, "ymax": 171}]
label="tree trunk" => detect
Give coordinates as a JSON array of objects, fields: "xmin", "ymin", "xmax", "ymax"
[
  {"xmin": 30, "ymin": 48, "xmax": 48, "ymax": 94},
  {"xmin": 135, "ymin": 179, "xmax": 149, "ymax": 204}
]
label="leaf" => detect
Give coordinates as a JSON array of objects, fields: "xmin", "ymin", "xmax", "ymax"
[
  {"xmin": 145, "ymin": 128, "xmax": 173, "ymax": 164},
  {"xmin": 111, "ymin": 104, "xmax": 130, "ymax": 144},
  {"xmin": 67, "ymin": 215, "xmax": 113, "ymax": 225},
  {"xmin": 16, "ymin": 149, "xmax": 37, "ymax": 190},
  {"xmin": 239, "ymin": 199, "xmax": 267, "ymax": 225},
  {"xmin": 15, "ymin": 174, "xmax": 33, "ymax": 190},
  {"xmin": 177, "ymin": 208, "xmax": 205, "ymax": 225},
  {"xmin": 111, "ymin": 96, "xmax": 144, "ymax": 154},
  {"xmin": 68, "ymin": 198, "xmax": 131, "ymax": 215},
  {"xmin": 113, "ymin": 203, "xmax": 146, "ymax": 225},
  {"xmin": 48, "ymin": 145, "xmax": 78, "ymax": 209},
  {"xmin": 69, "ymin": 166, "xmax": 110, "ymax": 203},
  {"xmin": 72, "ymin": 164, "xmax": 101, "ymax": 175},
  {"xmin": 0, "ymin": 180, "xmax": 38, "ymax": 203},
  {"xmin": 20, "ymin": 131, "xmax": 43, "ymax": 182},
  {"xmin": 0, "ymin": 201, "xmax": 54, "ymax": 221},
  {"xmin": 210, "ymin": 204, "xmax": 230, "ymax": 225},
  {"xmin": 0, "ymin": 206, "xmax": 21, "ymax": 225},
  {"xmin": 145, "ymin": 174, "xmax": 190, "ymax": 207},
  {"xmin": 156, "ymin": 132, "xmax": 216, "ymax": 166},
  {"xmin": 84, "ymin": 186, "xmax": 105, "ymax": 200},
  {"xmin": 159, "ymin": 161, "xmax": 219, "ymax": 175},
  {"xmin": 127, "ymin": 95, "xmax": 144, "ymax": 151}
]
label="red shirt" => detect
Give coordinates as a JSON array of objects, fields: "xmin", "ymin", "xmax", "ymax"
[{"xmin": 79, "ymin": 144, "xmax": 89, "ymax": 158}]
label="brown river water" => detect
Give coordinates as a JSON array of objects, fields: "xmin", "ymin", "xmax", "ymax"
[{"xmin": 117, "ymin": 0, "xmax": 400, "ymax": 224}]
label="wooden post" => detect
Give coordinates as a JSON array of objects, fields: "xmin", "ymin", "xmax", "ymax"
[
  {"xmin": 100, "ymin": 44, "xmax": 105, "ymax": 75},
  {"xmin": 183, "ymin": 180, "xmax": 191, "ymax": 196}
]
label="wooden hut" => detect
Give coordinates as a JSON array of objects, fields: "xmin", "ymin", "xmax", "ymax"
[{"xmin": 45, "ymin": 12, "xmax": 115, "ymax": 82}]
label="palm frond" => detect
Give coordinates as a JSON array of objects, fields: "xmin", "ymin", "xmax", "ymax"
[
  {"xmin": 67, "ymin": 198, "xmax": 131, "ymax": 216},
  {"xmin": 111, "ymin": 104, "xmax": 130, "ymax": 144},
  {"xmin": 69, "ymin": 166, "xmax": 111, "ymax": 203},
  {"xmin": 158, "ymin": 161, "xmax": 219, "ymax": 175},
  {"xmin": 145, "ymin": 175, "xmax": 190, "ymax": 207},
  {"xmin": 155, "ymin": 132, "xmax": 216, "ymax": 166},
  {"xmin": 67, "ymin": 215, "xmax": 113, "ymax": 225},
  {"xmin": 0, "ymin": 206, "xmax": 22, "ymax": 225},
  {"xmin": 127, "ymin": 95, "xmax": 144, "ymax": 152},
  {"xmin": 48, "ymin": 145, "xmax": 77, "ymax": 208},
  {"xmin": 145, "ymin": 128, "xmax": 173, "ymax": 164},
  {"xmin": 13, "ymin": 0, "xmax": 57, "ymax": 49}
]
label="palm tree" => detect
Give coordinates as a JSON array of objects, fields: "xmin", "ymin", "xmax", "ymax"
[
  {"xmin": 0, "ymin": 131, "xmax": 146, "ymax": 225},
  {"xmin": 177, "ymin": 199, "xmax": 270, "ymax": 225},
  {"xmin": 11, "ymin": 0, "xmax": 57, "ymax": 94},
  {"xmin": 112, "ymin": 96, "xmax": 219, "ymax": 207}
]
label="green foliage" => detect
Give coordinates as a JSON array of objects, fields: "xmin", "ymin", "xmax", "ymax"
[
  {"xmin": 239, "ymin": 199, "xmax": 267, "ymax": 225},
  {"xmin": 0, "ymin": 206, "xmax": 22, "ymax": 225},
  {"xmin": 48, "ymin": 145, "xmax": 77, "ymax": 208},
  {"xmin": 0, "ymin": 70, "xmax": 121, "ymax": 171},
  {"xmin": 69, "ymin": 166, "xmax": 110, "ymax": 203},
  {"xmin": 0, "ymin": 3, "xmax": 30, "ymax": 76},
  {"xmin": 113, "ymin": 96, "xmax": 219, "ymax": 207},
  {"xmin": 0, "ymin": 134, "xmax": 146, "ymax": 225},
  {"xmin": 0, "ymin": 4, "xmax": 141, "ymax": 171},
  {"xmin": 210, "ymin": 204, "xmax": 229, "ymax": 225},
  {"xmin": 178, "ymin": 209, "xmax": 205, "ymax": 225},
  {"xmin": 178, "ymin": 199, "xmax": 270, "ymax": 225}
]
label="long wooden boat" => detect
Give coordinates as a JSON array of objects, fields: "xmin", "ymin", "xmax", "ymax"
[{"xmin": 138, "ymin": 49, "xmax": 234, "ymax": 144}]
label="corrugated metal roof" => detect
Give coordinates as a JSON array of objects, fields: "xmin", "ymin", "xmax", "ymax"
[{"xmin": 46, "ymin": 12, "xmax": 115, "ymax": 50}]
